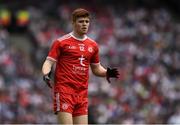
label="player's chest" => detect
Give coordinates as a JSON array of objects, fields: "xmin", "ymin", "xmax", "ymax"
[{"xmin": 61, "ymin": 42, "xmax": 95, "ymax": 57}]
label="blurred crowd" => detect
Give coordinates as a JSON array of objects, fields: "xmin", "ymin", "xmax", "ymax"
[{"xmin": 0, "ymin": 3, "xmax": 180, "ymax": 124}]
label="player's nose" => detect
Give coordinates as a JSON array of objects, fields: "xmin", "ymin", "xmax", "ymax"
[{"xmin": 82, "ymin": 22, "xmax": 87, "ymax": 26}]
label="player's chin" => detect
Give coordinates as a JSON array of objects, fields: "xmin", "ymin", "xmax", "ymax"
[
  {"xmin": 81, "ymin": 30, "xmax": 88, "ymax": 34},
  {"xmin": 81, "ymin": 29, "xmax": 88, "ymax": 33}
]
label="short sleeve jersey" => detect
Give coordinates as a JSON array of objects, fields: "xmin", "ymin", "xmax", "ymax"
[{"xmin": 47, "ymin": 33, "xmax": 99, "ymax": 95}]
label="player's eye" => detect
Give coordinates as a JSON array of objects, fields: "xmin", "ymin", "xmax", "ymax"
[
  {"xmin": 85, "ymin": 20, "xmax": 89, "ymax": 23},
  {"xmin": 79, "ymin": 20, "xmax": 84, "ymax": 23}
]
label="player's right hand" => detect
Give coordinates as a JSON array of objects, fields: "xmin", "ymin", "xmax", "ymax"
[{"xmin": 43, "ymin": 72, "xmax": 53, "ymax": 88}]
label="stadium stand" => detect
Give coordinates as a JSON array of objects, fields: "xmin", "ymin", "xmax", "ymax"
[{"xmin": 0, "ymin": 0, "xmax": 179, "ymax": 123}]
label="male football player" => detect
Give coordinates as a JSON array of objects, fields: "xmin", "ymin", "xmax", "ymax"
[{"xmin": 42, "ymin": 8, "xmax": 119, "ymax": 124}]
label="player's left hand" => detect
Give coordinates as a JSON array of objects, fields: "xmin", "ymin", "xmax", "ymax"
[{"xmin": 106, "ymin": 67, "xmax": 120, "ymax": 83}]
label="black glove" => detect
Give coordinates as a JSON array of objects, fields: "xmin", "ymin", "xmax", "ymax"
[
  {"xmin": 106, "ymin": 67, "xmax": 119, "ymax": 83},
  {"xmin": 43, "ymin": 71, "xmax": 53, "ymax": 88}
]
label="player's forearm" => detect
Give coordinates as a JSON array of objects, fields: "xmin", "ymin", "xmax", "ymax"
[
  {"xmin": 91, "ymin": 64, "xmax": 107, "ymax": 77},
  {"xmin": 42, "ymin": 59, "xmax": 55, "ymax": 75}
]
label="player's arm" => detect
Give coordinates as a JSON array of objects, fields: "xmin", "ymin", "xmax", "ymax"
[
  {"xmin": 42, "ymin": 59, "xmax": 55, "ymax": 88},
  {"xmin": 90, "ymin": 63, "xmax": 107, "ymax": 77},
  {"xmin": 42, "ymin": 59, "xmax": 55, "ymax": 75},
  {"xmin": 90, "ymin": 63, "xmax": 120, "ymax": 83},
  {"xmin": 42, "ymin": 38, "xmax": 60, "ymax": 88}
]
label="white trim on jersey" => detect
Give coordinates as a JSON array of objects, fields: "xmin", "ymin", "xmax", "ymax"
[
  {"xmin": 57, "ymin": 33, "xmax": 71, "ymax": 42},
  {"xmin": 70, "ymin": 32, "xmax": 87, "ymax": 41},
  {"xmin": 47, "ymin": 56, "xmax": 57, "ymax": 62},
  {"xmin": 56, "ymin": 92, "xmax": 60, "ymax": 112}
]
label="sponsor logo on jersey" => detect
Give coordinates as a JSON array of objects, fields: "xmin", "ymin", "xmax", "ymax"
[
  {"xmin": 79, "ymin": 55, "xmax": 86, "ymax": 66},
  {"xmin": 72, "ymin": 65, "xmax": 87, "ymax": 75}
]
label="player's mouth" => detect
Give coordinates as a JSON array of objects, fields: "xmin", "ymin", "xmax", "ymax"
[
  {"xmin": 82, "ymin": 28, "xmax": 88, "ymax": 32},
  {"xmin": 82, "ymin": 27, "xmax": 87, "ymax": 30}
]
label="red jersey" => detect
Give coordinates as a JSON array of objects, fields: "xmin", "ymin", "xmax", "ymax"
[{"xmin": 47, "ymin": 32, "xmax": 99, "ymax": 95}]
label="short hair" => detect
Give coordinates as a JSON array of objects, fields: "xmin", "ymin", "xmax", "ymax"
[{"xmin": 71, "ymin": 8, "xmax": 90, "ymax": 22}]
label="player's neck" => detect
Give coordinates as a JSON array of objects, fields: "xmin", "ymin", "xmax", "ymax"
[{"xmin": 71, "ymin": 31, "xmax": 86, "ymax": 40}]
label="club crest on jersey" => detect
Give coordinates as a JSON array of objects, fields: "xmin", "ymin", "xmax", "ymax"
[
  {"xmin": 88, "ymin": 47, "xmax": 93, "ymax": 53},
  {"xmin": 62, "ymin": 103, "xmax": 69, "ymax": 110}
]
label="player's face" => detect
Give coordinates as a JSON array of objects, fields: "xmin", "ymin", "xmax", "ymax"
[{"xmin": 73, "ymin": 17, "xmax": 90, "ymax": 35}]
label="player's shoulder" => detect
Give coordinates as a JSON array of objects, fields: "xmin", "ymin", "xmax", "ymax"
[
  {"xmin": 87, "ymin": 36, "xmax": 98, "ymax": 46},
  {"xmin": 56, "ymin": 33, "xmax": 72, "ymax": 42}
]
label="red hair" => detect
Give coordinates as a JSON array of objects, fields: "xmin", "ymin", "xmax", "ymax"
[{"xmin": 72, "ymin": 8, "xmax": 90, "ymax": 22}]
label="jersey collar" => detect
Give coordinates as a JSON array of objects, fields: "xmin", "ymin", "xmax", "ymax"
[{"xmin": 70, "ymin": 32, "xmax": 87, "ymax": 41}]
